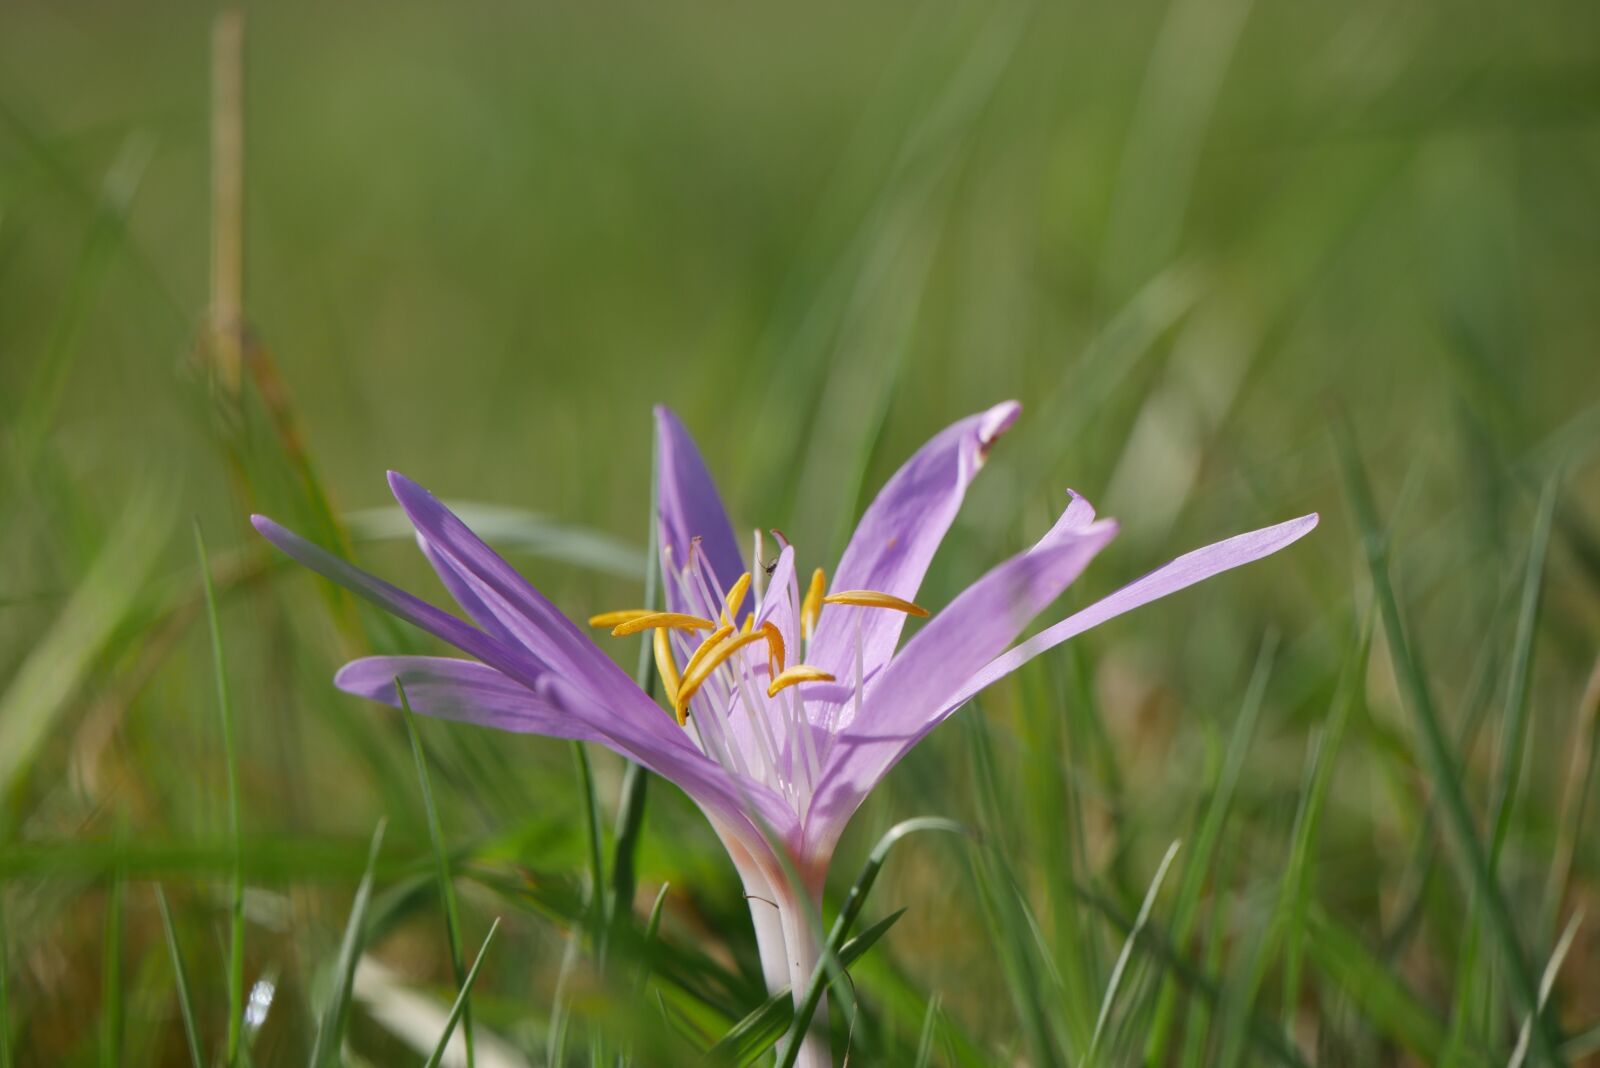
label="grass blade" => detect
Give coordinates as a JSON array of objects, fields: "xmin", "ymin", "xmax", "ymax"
[
  {"xmin": 195, "ymin": 522, "xmax": 245, "ymax": 1066},
  {"xmin": 1331, "ymin": 414, "xmax": 1563, "ymax": 1065},
  {"xmin": 309, "ymin": 820, "xmax": 387, "ymax": 1068},
  {"xmin": 605, "ymin": 454, "xmax": 661, "ymax": 975},
  {"xmin": 1541, "ymin": 656, "xmax": 1600, "ymax": 941},
  {"xmin": 774, "ymin": 818, "xmax": 967, "ymax": 1068},
  {"xmin": 1280, "ymin": 616, "xmax": 1370, "ymax": 1033},
  {"xmin": 1086, "ymin": 839, "xmax": 1182, "ymax": 1066},
  {"xmin": 1509, "ymin": 910, "xmax": 1583, "ymax": 1068},
  {"xmin": 1303, "ymin": 908, "xmax": 1458, "ymax": 1064},
  {"xmin": 1145, "ymin": 632, "xmax": 1277, "ymax": 1062},
  {"xmin": 1488, "ymin": 478, "xmax": 1557, "ymax": 873},
  {"xmin": 397, "ymin": 680, "xmax": 474, "ymax": 1068},
  {"xmin": 0, "ymin": 494, "xmax": 169, "ymax": 799},
  {"xmin": 422, "ymin": 917, "xmax": 501, "ymax": 1068},
  {"xmin": 154, "ymin": 887, "xmax": 204, "ymax": 1068},
  {"xmin": 710, "ymin": 909, "xmax": 908, "ymax": 1066},
  {"xmin": 912, "ymin": 995, "xmax": 943, "ymax": 1068}
]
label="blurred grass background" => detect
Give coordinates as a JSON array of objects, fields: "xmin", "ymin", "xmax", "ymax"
[{"xmin": 2, "ymin": 0, "xmax": 1599, "ymax": 1064}]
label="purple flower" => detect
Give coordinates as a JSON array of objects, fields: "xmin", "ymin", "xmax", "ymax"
[{"xmin": 253, "ymin": 402, "xmax": 1314, "ymax": 1066}]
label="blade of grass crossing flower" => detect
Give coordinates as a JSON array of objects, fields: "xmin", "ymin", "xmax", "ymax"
[
  {"xmin": 1488, "ymin": 478, "xmax": 1557, "ymax": 873},
  {"xmin": 1509, "ymin": 911, "xmax": 1583, "ymax": 1068},
  {"xmin": 397, "ymin": 681, "xmax": 475, "ymax": 1068},
  {"xmin": 1332, "ymin": 415, "xmax": 1562, "ymax": 1066},
  {"xmin": 572, "ymin": 739, "xmax": 609, "ymax": 1067},
  {"xmin": 154, "ymin": 887, "xmax": 204, "ymax": 1068},
  {"xmin": 711, "ymin": 910, "xmax": 909, "ymax": 1067},
  {"xmin": 422, "ymin": 918, "xmax": 501, "ymax": 1068},
  {"xmin": 1145, "ymin": 632, "xmax": 1277, "ymax": 1064},
  {"xmin": 605, "ymin": 456, "xmax": 661, "ymax": 977},
  {"xmin": 774, "ymin": 819, "xmax": 967, "ymax": 1068},
  {"xmin": 195, "ymin": 522, "xmax": 246, "ymax": 1067},
  {"xmin": 1086, "ymin": 839, "xmax": 1181, "ymax": 1067},
  {"xmin": 309, "ymin": 820, "xmax": 386, "ymax": 1068}
]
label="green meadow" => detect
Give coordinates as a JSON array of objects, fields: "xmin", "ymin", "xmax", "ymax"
[{"xmin": 2, "ymin": 1, "xmax": 1598, "ymax": 1064}]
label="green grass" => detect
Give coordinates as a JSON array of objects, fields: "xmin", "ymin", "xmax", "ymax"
[{"xmin": 2, "ymin": 0, "xmax": 1599, "ymax": 1064}]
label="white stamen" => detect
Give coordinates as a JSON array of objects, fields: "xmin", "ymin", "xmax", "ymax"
[{"xmin": 732, "ymin": 654, "xmax": 783, "ymax": 794}]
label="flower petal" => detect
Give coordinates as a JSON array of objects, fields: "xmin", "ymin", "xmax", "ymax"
[
  {"xmin": 535, "ymin": 674, "xmax": 800, "ymax": 847},
  {"xmin": 251, "ymin": 514, "xmax": 542, "ymax": 682},
  {"xmin": 808, "ymin": 401, "xmax": 1020, "ymax": 682},
  {"xmin": 655, "ymin": 406, "xmax": 745, "ymax": 612},
  {"xmin": 805, "ymin": 504, "xmax": 1118, "ymax": 852},
  {"xmin": 335, "ymin": 656, "xmax": 593, "ymax": 738},
  {"xmin": 947, "ymin": 512, "xmax": 1320, "ymax": 710},
  {"xmin": 416, "ymin": 536, "xmax": 520, "ymax": 647},
  {"xmin": 386, "ymin": 471, "xmax": 648, "ymax": 715}
]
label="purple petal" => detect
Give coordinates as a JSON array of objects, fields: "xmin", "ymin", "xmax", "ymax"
[
  {"xmin": 808, "ymin": 401, "xmax": 1021, "ymax": 682},
  {"xmin": 805, "ymin": 504, "xmax": 1118, "ymax": 852},
  {"xmin": 535, "ymin": 674, "xmax": 801, "ymax": 846},
  {"xmin": 335, "ymin": 656, "xmax": 595, "ymax": 738},
  {"xmin": 655, "ymin": 406, "xmax": 745, "ymax": 612},
  {"xmin": 753, "ymin": 544, "xmax": 798, "ymax": 656},
  {"xmin": 386, "ymin": 471, "xmax": 650, "ymax": 715},
  {"xmin": 947, "ymin": 512, "xmax": 1320, "ymax": 709},
  {"xmin": 251, "ymin": 514, "xmax": 541, "ymax": 683},
  {"xmin": 416, "ymin": 536, "xmax": 520, "ymax": 647}
]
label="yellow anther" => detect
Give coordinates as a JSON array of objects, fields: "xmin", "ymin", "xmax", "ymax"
[
  {"xmin": 742, "ymin": 613, "xmax": 756, "ymax": 635},
  {"xmin": 609, "ymin": 612, "xmax": 717, "ymax": 637},
  {"xmin": 760, "ymin": 621, "xmax": 786, "ymax": 676},
  {"xmin": 767, "ymin": 666, "xmax": 835, "ymax": 698},
  {"xmin": 722, "ymin": 571, "xmax": 752, "ymax": 624},
  {"xmin": 822, "ymin": 590, "xmax": 928, "ymax": 617},
  {"xmin": 588, "ymin": 609, "xmax": 654, "ymax": 629},
  {"xmin": 674, "ymin": 629, "xmax": 769, "ymax": 724},
  {"xmin": 653, "ymin": 626, "xmax": 681, "ymax": 707},
  {"xmin": 681, "ymin": 624, "xmax": 734, "ymax": 683},
  {"xmin": 801, "ymin": 568, "xmax": 827, "ymax": 640}
]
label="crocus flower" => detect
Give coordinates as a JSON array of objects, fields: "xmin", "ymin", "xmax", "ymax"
[{"xmin": 252, "ymin": 402, "xmax": 1315, "ymax": 1068}]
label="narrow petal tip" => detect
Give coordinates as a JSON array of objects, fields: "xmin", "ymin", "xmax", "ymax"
[
  {"xmin": 386, "ymin": 469, "xmax": 424, "ymax": 498},
  {"xmin": 977, "ymin": 400, "xmax": 1022, "ymax": 455},
  {"xmin": 251, "ymin": 513, "xmax": 290, "ymax": 544}
]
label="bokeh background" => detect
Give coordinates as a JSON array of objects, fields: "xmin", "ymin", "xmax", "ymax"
[{"xmin": 2, "ymin": 1, "xmax": 1598, "ymax": 1064}]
